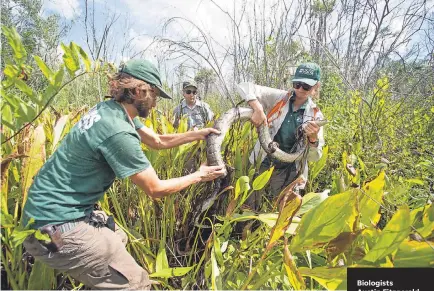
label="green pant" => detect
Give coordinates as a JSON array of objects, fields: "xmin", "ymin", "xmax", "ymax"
[{"xmin": 23, "ymin": 211, "xmax": 151, "ymax": 290}]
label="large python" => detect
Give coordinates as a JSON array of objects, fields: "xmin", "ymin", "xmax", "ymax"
[
  {"xmin": 206, "ymin": 107, "xmax": 327, "ymax": 176},
  {"xmin": 190, "ymin": 107, "xmax": 326, "ymax": 227}
]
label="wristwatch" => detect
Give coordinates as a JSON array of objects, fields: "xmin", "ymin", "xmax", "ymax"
[{"xmin": 308, "ymin": 138, "xmax": 319, "ymax": 147}]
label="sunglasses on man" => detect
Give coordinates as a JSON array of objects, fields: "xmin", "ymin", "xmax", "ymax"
[
  {"xmin": 293, "ymin": 82, "xmax": 312, "ymax": 91},
  {"xmin": 184, "ymin": 89, "xmax": 197, "ymax": 95}
]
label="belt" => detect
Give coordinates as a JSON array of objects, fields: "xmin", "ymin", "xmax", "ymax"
[{"xmin": 56, "ymin": 216, "xmax": 87, "ymax": 234}]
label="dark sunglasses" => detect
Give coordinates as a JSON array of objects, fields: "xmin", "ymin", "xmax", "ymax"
[
  {"xmin": 184, "ymin": 89, "xmax": 197, "ymax": 95},
  {"xmin": 293, "ymin": 82, "xmax": 312, "ymax": 91}
]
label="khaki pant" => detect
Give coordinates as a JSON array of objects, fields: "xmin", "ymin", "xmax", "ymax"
[
  {"xmin": 246, "ymin": 163, "xmax": 298, "ymax": 211},
  {"xmin": 23, "ymin": 211, "xmax": 150, "ymax": 290}
]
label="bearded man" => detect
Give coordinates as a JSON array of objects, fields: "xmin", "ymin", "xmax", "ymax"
[{"xmin": 22, "ymin": 59, "xmax": 224, "ymax": 289}]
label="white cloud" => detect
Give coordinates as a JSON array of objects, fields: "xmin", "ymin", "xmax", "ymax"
[{"xmin": 43, "ymin": 0, "xmax": 81, "ymax": 20}]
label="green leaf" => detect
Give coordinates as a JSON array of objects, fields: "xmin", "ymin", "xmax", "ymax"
[
  {"xmin": 417, "ymin": 203, "xmax": 434, "ymax": 237},
  {"xmin": 34, "ymin": 55, "xmax": 54, "ymax": 83},
  {"xmin": 267, "ymin": 191, "xmax": 302, "ymax": 249},
  {"xmin": 51, "ymin": 115, "xmax": 69, "ymax": 152},
  {"xmin": 11, "ymin": 229, "xmax": 35, "ymax": 247},
  {"xmin": 284, "ymin": 244, "xmax": 306, "ymax": 290},
  {"xmin": 234, "ymin": 176, "xmax": 250, "ymax": 200},
  {"xmin": 309, "ymin": 145, "xmax": 328, "ymax": 181},
  {"xmin": 359, "ymin": 171, "xmax": 385, "ymax": 226},
  {"xmin": 405, "ymin": 178, "xmax": 424, "ymax": 186},
  {"xmin": 2, "ymin": 26, "xmax": 27, "ymax": 62},
  {"xmin": 28, "ymin": 260, "xmax": 56, "ymax": 289},
  {"xmin": 73, "ymin": 42, "xmax": 92, "ymax": 72},
  {"xmin": 1, "ymin": 211, "xmax": 15, "ymax": 228},
  {"xmin": 363, "ymin": 205, "xmax": 411, "ymax": 263},
  {"xmin": 21, "ymin": 125, "xmax": 46, "ymax": 208},
  {"xmin": 394, "ymin": 240, "xmax": 434, "ymax": 267},
  {"xmin": 299, "ymin": 266, "xmax": 346, "ymax": 290},
  {"xmin": 252, "ymin": 166, "xmax": 274, "ymax": 191},
  {"xmin": 296, "ymin": 190, "xmax": 329, "ymax": 216},
  {"xmin": 211, "ymin": 247, "xmax": 222, "ymax": 290},
  {"xmin": 53, "ymin": 65, "xmax": 65, "ymax": 88},
  {"xmin": 1, "ymin": 102, "xmax": 15, "ymax": 130},
  {"xmin": 149, "ymin": 266, "xmax": 194, "ymax": 278},
  {"xmin": 61, "ymin": 43, "xmax": 80, "ymax": 76},
  {"xmin": 33, "ymin": 230, "xmax": 51, "ymax": 242},
  {"xmin": 156, "ymin": 247, "xmax": 169, "ymax": 272},
  {"xmin": 290, "ymin": 189, "xmax": 359, "ymax": 252}
]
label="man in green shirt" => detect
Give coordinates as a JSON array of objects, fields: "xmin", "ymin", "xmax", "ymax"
[{"xmin": 22, "ymin": 59, "xmax": 224, "ymax": 290}]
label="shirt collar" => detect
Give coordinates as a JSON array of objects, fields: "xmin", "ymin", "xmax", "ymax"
[{"xmin": 181, "ymin": 99, "xmax": 203, "ymax": 108}]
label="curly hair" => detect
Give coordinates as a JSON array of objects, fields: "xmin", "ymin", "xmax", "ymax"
[{"xmin": 108, "ymin": 72, "xmax": 152, "ymax": 103}]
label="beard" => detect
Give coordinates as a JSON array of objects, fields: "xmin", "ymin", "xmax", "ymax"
[{"xmin": 134, "ymin": 99, "xmax": 150, "ymax": 118}]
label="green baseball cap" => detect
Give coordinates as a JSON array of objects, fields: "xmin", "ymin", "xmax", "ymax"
[
  {"xmin": 292, "ymin": 62, "xmax": 321, "ymax": 86},
  {"xmin": 182, "ymin": 81, "xmax": 197, "ymax": 90},
  {"xmin": 120, "ymin": 59, "xmax": 172, "ymax": 99}
]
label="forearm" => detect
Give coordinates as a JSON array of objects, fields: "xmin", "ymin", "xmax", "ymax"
[
  {"xmin": 149, "ymin": 173, "xmax": 201, "ymax": 198},
  {"xmin": 131, "ymin": 168, "xmax": 202, "ymax": 199},
  {"xmin": 237, "ymin": 82, "xmax": 287, "ymax": 112},
  {"xmin": 158, "ymin": 131, "xmax": 200, "ymax": 149},
  {"xmin": 137, "ymin": 126, "xmax": 199, "ymax": 150}
]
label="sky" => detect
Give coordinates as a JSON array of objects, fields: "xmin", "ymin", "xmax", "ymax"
[{"xmin": 40, "ymin": 0, "xmax": 433, "ymax": 88}]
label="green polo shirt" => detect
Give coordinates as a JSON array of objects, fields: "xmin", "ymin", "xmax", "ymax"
[
  {"xmin": 263, "ymin": 94, "xmax": 306, "ymax": 169},
  {"xmin": 23, "ymin": 99, "xmax": 150, "ymax": 229}
]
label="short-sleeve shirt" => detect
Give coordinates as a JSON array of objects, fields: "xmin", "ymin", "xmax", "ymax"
[
  {"xmin": 173, "ymin": 100, "xmax": 214, "ymax": 129},
  {"xmin": 23, "ymin": 99, "xmax": 151, "ymax": 229}
]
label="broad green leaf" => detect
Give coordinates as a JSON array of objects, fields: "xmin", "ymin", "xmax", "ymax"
[
  {"xmin": 34, "ymin": 55, "xmax": 54, "ymax": 83},
  {"xmin": 267, "ymin": 191, "xmax": 302, "ymax": 249},
  {"xmin": 1, "ymin": 211, "xmax": 15, "ymax": 228},
  {"xmin": 252, "ymin": 166, "xmax": 274, "ymax": 191},
  {"xmin": 394, "ymin": 240, "xmax": 434, "ymax": 267},
  {"xmin": 3, "ymin": 63, "xmax": 20, "ymax": 79},
  {"xmin": 72, "ymin": 42, "xmax": 92, "ymax": 72},
  {"xmin": 283, "ymin": 243, "xmax": 306, "ymax": 290},
  {"xmin": 418, "ymin": 203, "xmax": 434, "ymax": 237},
  {"xmin": 11, "ymin": 229, "xmax": 35, "ymax": 247},
  {"xmin": 51, "ymin": 115, "xmax": 69, "ymax": 152},
  {"xmin": 61, "ymin": 43, "xmax": 80, "ymax": 76},
  {"xmin": 363, "ymin": 205, "xmax": 411, "ymax": 263},
  {"xmin": 290, "ymin": 189, "xmax": 359, "ymax": 252},
  {"xmin": 234, "ymin": 176, "xmax": 250, "ymax": 200},
  {"xmin": 21, "ymin": 125, "xmax": 46, "ymax": 208},
  {"xmin": 34, "ymin": 230, "xmax": 50, "ymax": 242},
  {"xmin": 296, "ymin": 190, "xmax": 329, "ymax": 216},
  {"xmin": 149, "ymin": 266, "xmax": 194, "ymax": 278},
  {"xmin": 53, "ymin": 65, "xmax": 65, "ymax": 88},
  {"xmin": 1, "ymin": 102, "xmax": 15, "ymax": 130},
  {"xmin": 213, "ymin": 236, "xmax": 224, "ymax": 265},
  {"xmin": 2, "ymin": 26, "xmax": 27, "ymax": 62},
  {"xmin": 309, "ymin": 145, "xmax": 328, "ymax": 181},
  {"xmin": 211, "ymin": 247, "xmax": 222, "ymax": 290},
  {"xmin": 28, "ymin": 260, "xmax": 56, "ymax": 289},
  {"xmin": 359, "ymin": 171, "xmax": 385, "ymax": 226},
  {"xmin": 299, "ymin": 266, "xmax": 346, "ymax": 290},
  {"xmin": 156, "ymin": 247, "xmax": 169, "ymax": 272},
  {"xmin": 14, "ymin": 79, "xmax": 33, "ymax": 95}
]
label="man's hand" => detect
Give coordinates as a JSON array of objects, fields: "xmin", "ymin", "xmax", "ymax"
[
  {"xmin": 195, "ymin": 128, "xmax": 221, "ymax": 140},
  {"xmin": 196, "ymin": 164, "xmax": 225, "ymax": 182},
  {"xmin": 303, "ymin": 121, "xmax": 320, "ymax": 141}
]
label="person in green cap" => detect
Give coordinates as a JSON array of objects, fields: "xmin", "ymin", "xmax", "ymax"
[
  {"xmin": 22, "ymin": 59, "xmax": 225, "ymax": 290},
  {"xmin": 173, "ymin": 80, "xmax": 214, "ymax": 130},
  {"xmin": 236, "ymin": 62, "xmax": 326, "ymax": 209}
]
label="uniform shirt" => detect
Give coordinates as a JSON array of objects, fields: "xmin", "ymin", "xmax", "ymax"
[
  {"xmin": 173, "ymin": 99, "xmax": 214, "ymax": 130},
  {"xmin": 23, "ymin": 99, "xmax": 150, "ymax": 229},
  {"xmin": 263, "ymin": 93, "xmax": 307, "ymax": 169}
]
